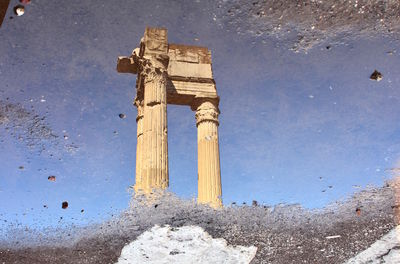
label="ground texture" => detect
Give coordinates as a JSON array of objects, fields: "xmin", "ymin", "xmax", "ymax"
[{"xmin": 1, "ymin": 180, "xmax": 399, "ymax": 264}]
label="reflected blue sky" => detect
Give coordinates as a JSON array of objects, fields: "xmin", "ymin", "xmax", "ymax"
[{"xmin": 0, "ymin": 0, "xmax": 400, "ymax": 228}]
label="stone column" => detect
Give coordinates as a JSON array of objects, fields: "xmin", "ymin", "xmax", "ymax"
[
  {"xmin": 133, "ymin": 98, "xmax": 144, "ymax": 193},
  {"xmin": 140, "ymin": 55, "xmax": 169, "ymax": 193},
  {"xmin": 192, "ymin": 98, "xmax": 222, "ymax": 208}
]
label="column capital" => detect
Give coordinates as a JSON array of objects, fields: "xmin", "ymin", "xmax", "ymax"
[
  {"xmin": 191, "ymin": 97, "xmax": 220, "ymax": 126},
  {"xmin": 139, "ymin": 54, "xmax": 169, "ymax": 84}
]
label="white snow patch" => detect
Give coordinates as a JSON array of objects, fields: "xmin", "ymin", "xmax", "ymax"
[
  {"xmin": 116, "ymin": 225, "xmax": 257, "ymax": 264},
  {"xmin": 345, "ymin": 225, "xmax": 400, "ymax": 264}
]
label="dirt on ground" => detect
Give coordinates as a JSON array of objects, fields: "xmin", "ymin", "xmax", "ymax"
[{"xmin": 1, "ymin": 180, "xmax": 399, "ymax": 264}]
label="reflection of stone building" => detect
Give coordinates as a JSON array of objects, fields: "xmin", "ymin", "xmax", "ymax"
[{"xmin": 117, "ymin": 27, "xmax": 222, "ymax": 208}]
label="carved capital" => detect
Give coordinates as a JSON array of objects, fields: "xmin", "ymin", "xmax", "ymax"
[
  {"xmin": 139, "ymin": 54, "xmax": 169, "ymax": 84},
  {"xmin": 192, "ymin": 98, "xmax": 220, "ymax": 126}
]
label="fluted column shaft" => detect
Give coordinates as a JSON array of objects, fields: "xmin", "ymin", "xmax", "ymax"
[
  {"xmin": 193, "ymin": 99, "xmax": 222, "ymax": 208},
  {"xmin": 134, "ymin": 99, "xmax": 144, "ymax": 193},
  {"xmin": 141, "ymin": 56, "xmax": 169, "ymax": 193}
]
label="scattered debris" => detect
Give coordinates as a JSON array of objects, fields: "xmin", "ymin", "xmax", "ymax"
[
  {"xmin": 118, "ymin": 113, "xmax": 126, "ymax": 119},
  {"xmin": 61, "ymin": 201, "xmax": 68, "ymax": 209},
  {"xmin": 326, "ymin": 235, "xmax": 342, "ymax": 240},
  {"xmin": 48, "ymin": 175, "xmax": 56, "ymax": 182},
  {"xmin": 13, "ymin": 5, "xmax": 24, "ymax": 16},
  {"xmin": 370, "ymin": 70, "xmax": 383, "ymax": 81},
  {"xmin": 217, "ymin": 0, "xmax": 400, "ymax": 53},
  {"xmin": 0, "ymin": 100, "xmax": 59, "ymax": 155},
  {"xmin": 356, "ymin": 208, "xmax": 362, "ymax": 216}
]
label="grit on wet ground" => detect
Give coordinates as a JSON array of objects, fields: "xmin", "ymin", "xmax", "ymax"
[{"xmin": 1, "ymin": 180, "xmax": 399, "ymax": 264}]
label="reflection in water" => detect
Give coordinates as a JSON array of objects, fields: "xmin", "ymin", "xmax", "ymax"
[
  {"xmin": 0, "ymin": 99, "xmax": 80, "ymax": 156},
  {"xmin": 0, "ymin": 0, "xmax": 400, "ymax": 262},
  {"xmin": 217, "ymin": 0, "xmax": 400, "ymax": 52}
]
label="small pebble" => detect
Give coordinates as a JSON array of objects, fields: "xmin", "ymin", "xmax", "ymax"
[
  {"xmin": 48, "ymin": 175, "xmax": 56, "ymax": 182},
  {"xmin": 356, "ymin": 208, "xmax": 361, "ymax": 216},
  {"xmin": 14, "ymin": 5, "xmax": 24, "ymax": 16},
  {"xmin": 62, "ymin": 201, "xmax": 68, "ymax": 209},
  {"xmin": 370, "ymin": 70, "xmax": 383, "ymax": 81}
]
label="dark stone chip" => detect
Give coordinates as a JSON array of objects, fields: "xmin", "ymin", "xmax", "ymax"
[
  {"xmin": 62, "ymin": 201, "xmax": 68, "ymax": 209},
  {"xmin": 370, "ymin": 70, "xmax": 383, "ymax": 81},
  {"xmin": 48, "ymin": 175, "xmax": 56, "ymax": 181}
]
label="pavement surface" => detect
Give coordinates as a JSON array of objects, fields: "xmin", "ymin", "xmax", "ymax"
[{"xmin": 1, "ymin": 179, "xmax": 399, "ymax": 264}]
